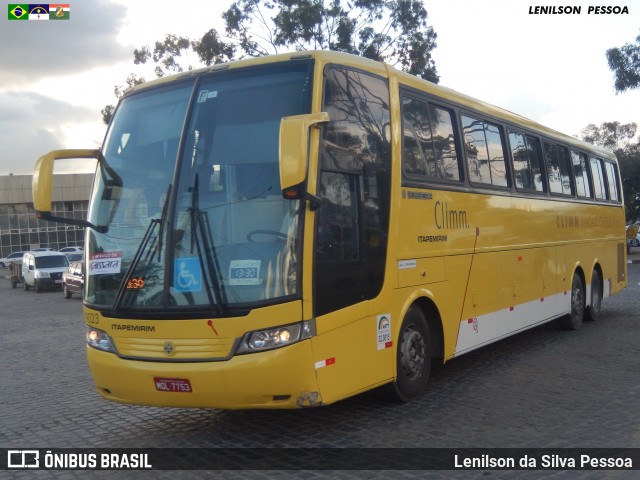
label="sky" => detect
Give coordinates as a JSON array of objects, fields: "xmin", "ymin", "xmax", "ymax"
[{"xmin": 0, "ymin": 0, "xmax": 638, "ymax": 176}]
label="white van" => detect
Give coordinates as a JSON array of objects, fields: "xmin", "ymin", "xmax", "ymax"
[{"xmin": 22, "ymin": 251, "xmax": 70, "ymax": 293}]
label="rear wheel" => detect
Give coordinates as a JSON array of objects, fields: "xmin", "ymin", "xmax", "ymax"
[
  {"xmin": 380, "ymin": 307, "xmax": 431, "ymax": 402},
  {"xmin": 560, "ymin": 273, "xmax": 584, "ymax": 330},
  {"xmin": 585, "ymin": 271, "xmax": 602, "ymax": 322}
]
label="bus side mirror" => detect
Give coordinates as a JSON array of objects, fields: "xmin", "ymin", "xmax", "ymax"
[
  {"xmin": 32, "ymin": 149, "xmax": 105, "ymax": 230},
  {"xmin": 279, "ymin": 112, "xmax": 329, "ymax": 199}
]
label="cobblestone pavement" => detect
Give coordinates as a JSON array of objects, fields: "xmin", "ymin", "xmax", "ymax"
[{"xmin": 1, "ymin": 258, "xmax": 639, "ymax": 479}]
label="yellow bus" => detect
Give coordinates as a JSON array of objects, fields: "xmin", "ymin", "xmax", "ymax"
[{"xmin": 32, "ymin": 51, "xmax": 627, "ymax": 409}]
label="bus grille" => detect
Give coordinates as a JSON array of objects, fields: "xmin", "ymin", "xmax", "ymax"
[{"xmin": 115, "ymin": 337, "xmax": 234, "ymax": 361}]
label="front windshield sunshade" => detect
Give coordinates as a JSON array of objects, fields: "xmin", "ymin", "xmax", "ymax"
[{"xmin": 86, "ymin": 62, "xmax": 312, "ymax": 313}]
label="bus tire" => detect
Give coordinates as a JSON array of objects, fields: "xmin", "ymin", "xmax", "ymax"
[
  {"xmin": 585, "ymin": 271, "xmax": 602, "ymax": 322},
  {"xmin": 560, "ymin": 273, "xmax": 584, "ymax": 331},
  {"xmin": 380, "ymin": 306, "xmax": 431, "ymax": 402}
]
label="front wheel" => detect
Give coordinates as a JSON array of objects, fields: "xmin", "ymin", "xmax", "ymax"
[
  {"xmin": 64, "ymin": 284, "xmax": 72, "ymax": 299},
  {"xmin": 379, "ymin": 307, "xmax": 431, "ymax": 402},
  {"xmin": 560, "ymin": 273, "xmax": 584, "ymax": 330}
]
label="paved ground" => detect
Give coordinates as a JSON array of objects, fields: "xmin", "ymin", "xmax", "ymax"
[{"xmin": 1, "ymin": 253, "xmax": 639, "ymax": 479}]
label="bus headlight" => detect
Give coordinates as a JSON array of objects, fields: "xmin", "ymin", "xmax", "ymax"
[
  {"xmin": 86, "ymin": 326, "xmax": 115, "ymax": 353},
  {"xmin": 236, "ymin": 320, "xmax": 315, "ymax": 354}
]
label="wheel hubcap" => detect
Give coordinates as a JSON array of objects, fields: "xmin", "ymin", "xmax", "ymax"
[
  {"xmin": 592, "ymin": 282, "xmax": 601, "ymax": 312},
  {"xmin": 400, "ymin": 326, "xmax": 426, "ymax": 381},
  {"xmin": 572, "ymin": 285, "xmax": 584, "ymax": 320}
]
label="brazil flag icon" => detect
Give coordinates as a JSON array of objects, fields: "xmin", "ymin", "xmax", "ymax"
[{"xmin": 8, "ymin": 4, "xmax": 29, "ymax": 20}]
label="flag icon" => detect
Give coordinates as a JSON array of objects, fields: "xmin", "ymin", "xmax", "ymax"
[
  {"xmin": 28, "ymin": 4, "xmax": 49, "ymax": 20},
  {"xmin": 49, "ymin": 3, "xmax": 70, "ymax": 20},
  {"xmin": 8, "ymin": 4, "xmax": 29, "ymax": 20}
]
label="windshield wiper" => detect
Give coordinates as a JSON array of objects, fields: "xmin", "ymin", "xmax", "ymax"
[
  {"xmin": 111, "ymin": 185, "xmax": 171, "ymax": 313},
  {"xmin": 189, "ymin": 173, "xmax": 228, "ymax": 315}
]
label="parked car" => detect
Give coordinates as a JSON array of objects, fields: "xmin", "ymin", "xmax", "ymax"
[
  {"xmin": 627, "ymin": 224, "xmax": 640, "ymax": 249},
  {"xmin": 64, "ymin": 252, "xmax": 84, "ymax": 262},
  {"xmin": 59, "ymin": 246, "xmax": 84, "ymax": 253},
  {"xmin": 0, "ymin": 250, "xmax": 27, "ymax": 268},
  {"xmin": 22, "ymin": 251, "xmax": 69, "ymax": 293},
  {"xmin": 62, "ymin": 261, "xmax": 85, "ymax": 299},
  {"xmin": 31, "ymin": 247, "xmax": 54, "ymax": 252}
]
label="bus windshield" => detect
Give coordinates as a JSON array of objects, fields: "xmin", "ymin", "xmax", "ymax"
[{"xmin": 86, "ymin": 62, "xmax": 312, "ymax": 313}]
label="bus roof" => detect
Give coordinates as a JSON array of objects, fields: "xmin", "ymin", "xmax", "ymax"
[{"xmin": 126, "ymin": 50, "xmax": 616, "ymax": 161}]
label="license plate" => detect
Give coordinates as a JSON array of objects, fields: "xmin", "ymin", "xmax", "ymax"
[
  {"xmin": 55, "ymin": 280, "xmax": 62, "ymax": 284},
  {"xmin": 154, "ymin": 377, "xmax": 192, "ymax": 393}
]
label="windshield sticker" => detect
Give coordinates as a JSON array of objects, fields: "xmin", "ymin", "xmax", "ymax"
[
  {"xmin": 229, "ymin": 259, "xmax": 261, "ymax": 286},
  {"xmin": 197, "ymin": 90, "xmax": 209, "ymax": 103},
  {"xmin": 89, "ymin": 252, "xmax": 122, "ymax": 276},
  {"xmin": 377, "ymin": 314, "xmax": 392, "ymax": 350},
  {"xmin": 197, "ymin": 90, "xmax": 218, "ymax": 103},
  {"xmin": 174, "ymin": 258, "xmax": 203, "ymax": 292}
]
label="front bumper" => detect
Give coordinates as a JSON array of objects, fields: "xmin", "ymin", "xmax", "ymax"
[{"xmin": 87, "ymin": 339, "xmax": 321, "ymax": 409}]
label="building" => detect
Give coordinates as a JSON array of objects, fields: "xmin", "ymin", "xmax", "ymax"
[{"xmin": 0, "ymin": 173, "xmax": 93, "ymax": 257}]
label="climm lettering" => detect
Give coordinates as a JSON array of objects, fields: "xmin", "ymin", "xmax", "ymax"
[
  {"xmin": 557, "ymin": 215, "xmax": 579, "ymax": 228},
  {"xmin": 434, "ymin": 201, "xmax": 469, "ymax": 230}
]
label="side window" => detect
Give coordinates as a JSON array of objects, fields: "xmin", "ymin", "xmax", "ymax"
[
  {"xmin": 571, "ymin": 151, "xmax": 592, "ymax": 199},
  {"xmin": 604, "ymin": 161, "xmax": 620, "ymax": 202},
  {"xmin": 401, "ymin": 95, "xmax": 461, "ymax": 182},
  {"xmin": 545, "ymin": 143, "xmax": 573, "ymax": 196},
  {"xmin": 508, "ymin": 131, "xmax": 545, "ymax": 192},
  {"xmin": 462, "ymin": 115, "xmax": 509, "ymax": 187},
  {"xmin": 590, "ymin": 157, "xmax": 607, "ymax": 200}
]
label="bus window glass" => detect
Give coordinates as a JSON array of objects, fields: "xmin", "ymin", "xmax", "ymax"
[
  {"xmin": 462, "ymin": 115, "xmax": 508, "ymax": 187},
  {"xmin": 317, "ymin": 67, "xmax": 391, "ymax": 315},
  {"xmin": 545, "ymin": 143, "xmax": 573, "ymax": 195},
  {"xmin": 402, "ymin": 96, "xmax": 436, "ymax": 177},
  {"xmin": 429, "ymin": 105, "xmax": 460, "ymax": 181},
  {"xmin": 526, "ymin": 135, "xmax": 545, "ymax": 192},
  {"xmin": 571, "ymin": 151, "xmax": 591, "ymax": 198},
  {"xmin": 590, "ymin": 157, "xmax": 607, "ymax": 200},
  {"xmin": 556, "ymin": 146, "xmax": 573, "ymax": 195},
  {"xmin": 402, "ymin": 97, "xmax": 460, "ymax": 182},
  {"xmin": 509, "ymin": 131, "xmax": 530, "ymax": 189},
  {"xmin": 509, "ymin": 132, "xmax": 545, "ymax": 192},
  {"xmin": 605, "ymin": 162, "xmax": 620, "ymax": 202}
]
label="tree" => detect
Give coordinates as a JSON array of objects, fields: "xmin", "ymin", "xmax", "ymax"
[
  {"xmin": 102, "ymin": 31, "xmax": 235, "ymax": 124},
  {"xmin": 581, "ymin": 121, "xmax": 640, "ymax": 221},
  {"xmin": 102, "ymin": 0, "xmax": 438, "ymax": 124},
  {"xmin": 223, "ymin": 0, "xmax": 439, "ymax": 82},
  {"xmin": 581, "ymin": 121, "xmax": 637, "ymax": 151},
  {"xmin": 606, "ymin": 33, "xmax": 640, "ymax": 93}
]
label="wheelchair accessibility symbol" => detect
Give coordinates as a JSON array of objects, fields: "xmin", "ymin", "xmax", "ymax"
[{"xmin": 174, "ymin": 258, "xmax": 202, "ymax": 292}]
